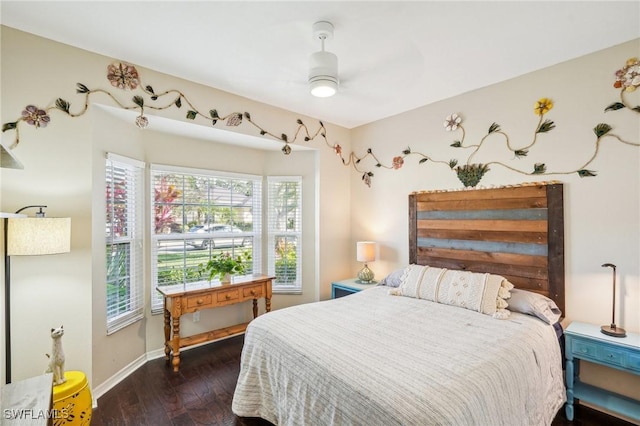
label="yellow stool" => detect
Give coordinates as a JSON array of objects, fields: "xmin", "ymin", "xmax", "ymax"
[{"xmin": 52, "ymin": 371, "xmax": 92, "ymax": 425}]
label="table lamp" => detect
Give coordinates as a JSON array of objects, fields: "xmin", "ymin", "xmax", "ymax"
[
  {"xmin": 600, "ymin": 263, "xmax": 626, "ymax": 338},
  {"xmin": 356, "ymin": 241, "xmax": 376, "ymax": 283}
]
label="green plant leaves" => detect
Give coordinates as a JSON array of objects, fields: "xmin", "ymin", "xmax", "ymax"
[
  {"xmin": 533, "ymin": 163, "xmax": 546, "ymax": 174},
  {"xmin": 577, "ymin": 169, "xmax": 597, "ymax": 177},
  {"xmin": 488, "ymin": 123, "xmax": 501, "ymax": 134},
  {"xmin": 186, "ymin": 110, "xmax": 197, "ymax": 120},
  {"xmin": 76, "ymin": 83, "xmax": 90, "ymax": 94},
  {"xmin": 593, "ymin": 123, "xmax": 612, "ymax": 137},
  {"xmin": 455, "ymin": 163, "xmax": 490, "ymax": 187},
  {"xmin": 2, "ymin": 122, "xmax": 17, "ymax": 132},
  {"xmin": 55, "ymin": 98, "xmax": 70, "ymax": 114},
  {"xmin": 132, "ymin": 96, "xmax": 144, "ymax": 108},
  {"xmin": 605, "ymin": 102, "xmax": 625, "ymax": 112},
  {"xmin": 536, "ymin": 119, "xmax": 555, "ymax": 133}
]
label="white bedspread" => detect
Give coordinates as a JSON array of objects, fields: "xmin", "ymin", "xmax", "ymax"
[{"xmin": 232, "ymin": 286, "xmax": 566, "ymax": 426}]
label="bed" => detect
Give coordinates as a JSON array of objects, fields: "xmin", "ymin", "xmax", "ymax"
[{"xmin": 232, "ymin": 183, "xmax": 567, "ymax": 425}]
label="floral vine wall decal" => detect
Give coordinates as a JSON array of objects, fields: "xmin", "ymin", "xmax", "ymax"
[
  {"xmin": 1, "ymin": 58, "xmax": 638, "ymax": 187},
  {"xmin": 1, "ymin": 61, "xmax": 342, "ymax": 158},
  {"xmin": 351, "ymin": 57, "xmax": 640, "ymax": 187}
]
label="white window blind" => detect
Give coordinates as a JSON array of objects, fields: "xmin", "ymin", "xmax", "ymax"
[
  {"xmin": 267, "ymin": 176, "xmax": 302, "ymax": 293},
  {"xmin": 105, "ymin": 154, "xmax": 145, "ymax": 334},
  {"xmin": 150, "ymin": 165, "xmax": 262, "ymax": 313}
]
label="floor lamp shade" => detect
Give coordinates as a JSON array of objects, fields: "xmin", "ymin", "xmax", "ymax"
[
  {"xmin": 4, "ymin": 211, "xmax": 70, "ymax": 384},
  {"xmin": 7, "ymin": 217, "xmax": 71, "ymax": 255}
]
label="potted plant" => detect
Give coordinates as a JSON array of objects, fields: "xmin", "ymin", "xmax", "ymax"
[{"xmin": 204, "ymin": 251, "xmax": 251, "ymax": 284}]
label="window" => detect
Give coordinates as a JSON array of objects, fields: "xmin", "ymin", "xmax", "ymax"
[
  {"xmin": 267, "ymin": 176, "xmax": 302, "ymax": 293},
  {"xmin": 151, "ymin": 165, "xmax": 262, "ymax": 312},
  {"xmin": 105, "ymin": 154, "xmax": 144, "ymax": 334}
]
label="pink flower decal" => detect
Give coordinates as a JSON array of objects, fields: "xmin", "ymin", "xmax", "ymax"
[
  {"xmin": 136, "ymin": 115, "xmax": 149, "ymax": 129},
  {"xmin": 392, "ymin": 156, "xmax": 404, "ymax": 169},
  {"xmin": 107, "ymin": 62, "xmax": 139, "ymax": 90},
  {"xmin": 226, "ymin": 114, "xmax": 242, "ymax": 127},
  {"xmin": 614, "ymin": 57, "xmax": 640, "ymax": 92},
  {"xmin": 21, "ymin": 105, "xmax": 50, "ymax": 128},
  {"xmin": 443, "ymin": 114, "xmax": 462, "ymax": 131}
]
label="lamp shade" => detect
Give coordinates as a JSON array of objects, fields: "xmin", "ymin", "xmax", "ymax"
[
  {"xmin": 356, "ymin": 241, "xmax": 376, "ymax": 263},
  {"xmin": 7, "ymin": 217, "xmax": 71, "ymax": 256}
]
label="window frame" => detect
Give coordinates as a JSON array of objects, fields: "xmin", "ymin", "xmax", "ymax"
[
  {"xmin": 105, "ymin": 153, "xmax": 145, "ymax": 335},
  {"xmin": 267, "ymin": 176, "xmax": 303, "ymax": 294},
  {"xmin": 150, "ymin": 164, "xmax": 263, "ymax": 313}
]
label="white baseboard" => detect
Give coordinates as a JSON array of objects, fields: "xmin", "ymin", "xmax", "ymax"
[
  {"xmin": 91, "ymin": 352, "xmax": 147, "ymax": 407},
  {"xmin": 91, "ymin": 333, "xmax": 243, "ymax": 409}
]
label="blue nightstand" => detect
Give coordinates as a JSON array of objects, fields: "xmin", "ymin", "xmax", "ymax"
[
  {"xmin": 331, "ymin": 278, "xmax": 377, "ymax": 299},
  {"xmin": 565, "ymin": 321, "xmax": 640, "ymax": 422}
]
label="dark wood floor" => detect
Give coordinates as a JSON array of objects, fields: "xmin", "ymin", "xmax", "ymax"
[{"xmin": 91, "ymin": 335, "xmax": 636, "ymax": 426}]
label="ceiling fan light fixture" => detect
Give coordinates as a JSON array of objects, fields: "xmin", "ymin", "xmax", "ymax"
[
  {"xmin": 309, "ymin": 51, "xmax": 338, "ymax": 97},
  {"xmin": 309, "ymin": 21, "xmax": 338, "ymax": 98},
  {"xmin": 310, "ymin": 78, "xmax": 338, "ymax": 98}
]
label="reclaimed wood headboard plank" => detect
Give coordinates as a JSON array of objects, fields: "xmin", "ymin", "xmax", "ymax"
[{"xmin": 409, "ymin": 183, "xmax": 565, "ymax": 314}]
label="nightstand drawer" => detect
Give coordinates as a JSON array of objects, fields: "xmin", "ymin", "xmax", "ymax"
[
  {"xmin": 629, "ymin": 353, "xmax": 640, "ymax": 372},
  {"xmin": 597, "ymin": 346, "xmax": 626, "ymax": 368},
  {"xmin": 572, "ymin": 339, "xmax": 599, "ymax": 358}
]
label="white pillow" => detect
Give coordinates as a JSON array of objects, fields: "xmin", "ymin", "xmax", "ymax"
[
  {"xmin": 377, "ymin": 268, "xmax": 405, "ymax": 288},
  {"xmin": 507, "ymin": 288, "xmax": 562, "ymax": 324},
  {"xmin": 390, "ymin": 264, "xmax": 513, "ymax": 319}
]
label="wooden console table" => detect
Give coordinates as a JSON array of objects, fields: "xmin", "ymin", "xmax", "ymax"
[{"xmin": 157, "ymin": 274, "xmax": 273, "ymax": 372}]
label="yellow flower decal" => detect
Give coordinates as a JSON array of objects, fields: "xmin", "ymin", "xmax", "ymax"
[{"xmin": 534, "ymin": 98, "xmax": 553, "ymax": 115}]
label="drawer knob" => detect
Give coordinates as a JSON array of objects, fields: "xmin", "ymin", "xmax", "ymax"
[
  {"xmin": 197, "ymin": 298, "xmax": 203, "ymax": 305},
  {"xmin": 250, "ymin": 290, "xmax": 256, "ymax": 295},
  {"xmin": 226, "ymin": 294, "xmax": 231, "ymax": 300},
  {"xmin": 608, "ymin": 354, "xmax": 614, "ymax": 358}
]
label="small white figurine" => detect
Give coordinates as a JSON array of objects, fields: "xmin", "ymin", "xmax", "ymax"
[{"xmin": 45, "ymin": 325, "xmax": 66, "ymax": 386}]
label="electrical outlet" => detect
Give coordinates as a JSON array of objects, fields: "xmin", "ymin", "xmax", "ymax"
[{"xmin": 193, "ymin": 311, "xmax": 200, "ymax": 322}]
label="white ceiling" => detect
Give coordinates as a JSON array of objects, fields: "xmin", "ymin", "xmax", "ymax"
[{"xmin": 1, "ymin": 1, "xmax": 639, "ymax": 129}]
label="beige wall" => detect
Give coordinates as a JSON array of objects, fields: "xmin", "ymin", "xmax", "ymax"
[
  {"xmin": 0, "ymin": 26, "xmax": 352, "ymax": 388},
  {"xmin": 350, "ymin": 38, "xmax": 640, "ymax": 416},
  {"xmin": 1, "ymin": 23, "xmax": 639, "ymax": 418}
]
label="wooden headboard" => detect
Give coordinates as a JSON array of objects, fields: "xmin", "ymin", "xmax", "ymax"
[{"xmin": 409, "ymin": 183, "xmax": 565, "ymax": 314}]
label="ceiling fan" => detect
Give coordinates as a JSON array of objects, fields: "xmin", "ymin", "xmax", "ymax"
[{"xmin": 308, "ymin": 21, "xmax": 339, "ymax": 98}]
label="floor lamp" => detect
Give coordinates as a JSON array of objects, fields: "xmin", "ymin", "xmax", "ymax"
[{"xmin": 3, "ymin": 205, "xmax": 70, "ymax": 384}]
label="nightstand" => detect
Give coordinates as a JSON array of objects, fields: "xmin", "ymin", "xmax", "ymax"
[
  {"xmin": 331, "ymin": 278, "xmax": 377, "ymax": 299},
  {"xmin": 564, "ymin": 321, "xmax": 640, "ymax": 422}
]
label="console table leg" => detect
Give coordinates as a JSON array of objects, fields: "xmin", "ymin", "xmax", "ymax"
[
  {"xmin": 252, "ymin": 299, "xmax": 258, "ymax": 318},
  {"xmin": 171, "ymin": 315, "xmax": 181, "ymax": 373},
  {"xmin": 163, "ymin": 307, "xmax": 171, "ymax": 360},
  {"xmin": 265, "ymin": 296, "xmax": 271, "ymax": 313}
]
